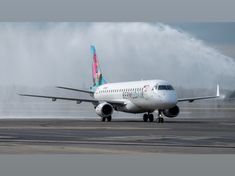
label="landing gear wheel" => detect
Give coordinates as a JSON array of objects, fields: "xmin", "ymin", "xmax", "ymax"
[
  {"xmin": 149, "ymin": 114, "xmax": 154, "ymax": 122},
  {"xmin": 157, "ymin": 110, "xmax": 164, "ymax": 123},
  {"xmin": 157, "ymin": 117, "xmax": 164, "ymax": 123},
  {"xmin": 107, "ymin": 116, "xmax": 112, "ymax": 122},
  {"xmin": 143, "ymin": 114, "xmax": 148, "ymax": 122}
]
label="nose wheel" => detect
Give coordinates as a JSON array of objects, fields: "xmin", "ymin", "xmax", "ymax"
[
  {"xmin": 143, "ymin": 113, "xmax": 154, "ymax": 122},
  {"xmin": 101, "ymin": 116, "xmax": 112, "ymax": 122},
  {"xmin": 157, "ymin": 110, "xmax": 164, "ymax": 123}
]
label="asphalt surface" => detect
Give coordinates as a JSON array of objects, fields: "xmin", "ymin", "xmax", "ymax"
[{"xmin": 0, "ymin": 107, "xmax": 235, "ymax": 154}]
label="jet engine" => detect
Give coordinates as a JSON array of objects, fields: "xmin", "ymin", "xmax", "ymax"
[
  {"xmin": 95, "ymin": 102, "xmax": 114, "ymax": 117},
  {"xmin": 163, "ymin": 105, "xmax": 180, "ymax": 118}
]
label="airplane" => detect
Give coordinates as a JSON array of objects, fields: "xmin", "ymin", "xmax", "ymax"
[{"xmin": 19, "ymin": 45, "xmax": 220, "ymax": 123}]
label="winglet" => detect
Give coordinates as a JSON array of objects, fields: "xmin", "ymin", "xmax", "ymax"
[{"xmin": 216, "ymin": 84, "xmax": 220, "ymax": 97}]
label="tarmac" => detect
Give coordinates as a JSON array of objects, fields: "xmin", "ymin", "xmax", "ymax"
[{"xmin": 0, "ymin": 107, "xmax": 234, "ymax": 154}]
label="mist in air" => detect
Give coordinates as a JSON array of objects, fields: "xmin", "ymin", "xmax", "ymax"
[{"xmin": 0, "ymin": 22, "xmax": 234, "ymax": 89}]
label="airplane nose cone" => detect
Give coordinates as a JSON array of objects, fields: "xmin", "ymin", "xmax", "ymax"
[{"xmin": 161, "ymin": 92, "xmax": 177, "ymax": 108}]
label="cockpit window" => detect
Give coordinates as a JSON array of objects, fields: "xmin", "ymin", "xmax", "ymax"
[
  {"xmin": 158, "ymin": 85, "xmax": 167, "ymax": 90},
  {"xmin": 157, "ymin": 85, "xmax": 174, "ymax": 90},
  {"xmin": 167, "ymin": 85, "xmax": 174, "ymax": 90}
]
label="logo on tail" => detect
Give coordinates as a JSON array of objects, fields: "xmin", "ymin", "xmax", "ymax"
[{"xmin": 90, "ymin": 45, "xmax": 107, "ymax": 90}]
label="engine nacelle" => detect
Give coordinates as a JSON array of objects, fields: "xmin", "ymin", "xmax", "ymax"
[
  {"xmin": 163, "ymin": 105, "xmax": 180, "ymax": 118},
  {"xmin": 95, "ymin": 102, "xmax": 114, "ymax": 118}
]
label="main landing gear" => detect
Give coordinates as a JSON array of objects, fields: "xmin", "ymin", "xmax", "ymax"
[
  {"xmin": 143, "ymin": 111, "xmax": 164, "ymax": 123},
  {"xmin": 101, "ymin": 116, "xmax": 112, "ymax": 122},
  {"xmin": 143, "ymin": 113, "xmax": 154, "ymax": 122}
]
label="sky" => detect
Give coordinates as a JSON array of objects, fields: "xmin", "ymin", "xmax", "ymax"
[
  {"xmin": 0, "ymin": 22, "xmax": 234, "ymax": 90},
  {"xmin": 170, "ymin": 22, "xmax": 235, "ymax": 59}
]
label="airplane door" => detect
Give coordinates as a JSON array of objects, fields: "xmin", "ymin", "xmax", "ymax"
[{"xmin": 143, "ymin": 85, "xmax": 151, "ymax": 99}]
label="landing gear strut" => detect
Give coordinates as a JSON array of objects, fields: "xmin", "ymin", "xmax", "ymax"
[
  {"xmin": 157, "ymin": 110, "xmax": 164, "ymax": 123},
  {"xmin": 101, "ymin": 116, "xmax": 112, "ymax": 122},
  {"xmin": 143, "ymin": 113, "xmax": 154, "ymax": 122},
  {"xmin": 107, "ymin": 116, "xmax": 112, "ymax": 122}
]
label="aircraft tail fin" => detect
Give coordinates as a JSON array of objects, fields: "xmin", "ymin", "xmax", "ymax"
[{"xmin": 90, "ymin": 45, "xmax": 107, "ymax": 91}]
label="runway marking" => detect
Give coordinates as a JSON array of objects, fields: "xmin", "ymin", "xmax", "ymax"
[
  {"xmin": 2, "ymin": 139, "xmax": 235, "ymax": 150},
  {"xmin": 90, "ymin": 135, "xmax": 162, "ymax": 141},
  {"xmin": 98, "ymin": 135, "xmax": 219, "ymax": 142},
  {"xmin": 0, "ymin": 136, "xmax": 16, "ymax": 139}
]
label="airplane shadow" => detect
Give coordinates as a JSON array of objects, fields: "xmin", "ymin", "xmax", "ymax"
[{"xmin": 108, "ymin": 120, "xmax": 208, "ymax": 124}]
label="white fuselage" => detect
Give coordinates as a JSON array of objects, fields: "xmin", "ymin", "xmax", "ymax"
[{"xmin": 94, "ymin": 80, "xmax": 177, "ymax": 113}]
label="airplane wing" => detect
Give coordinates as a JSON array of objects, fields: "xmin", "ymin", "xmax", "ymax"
[
  {"xmin": 178, "ymin": 96, "xmax": 219, "ymax": 102},
  {"xmin": 178, "ymin": 85, "xmax": 220, "ymax": 103},
  {"xmin": 18, "ymin": 94, "xmax": 126, "ymax": 106},
  {"xmin": 56, "ymin": 86, "xmax": 94, "ymax": 94},
  {"xmin": 19, "ymin": 93, "xmax": 99, "ymax": 105}
]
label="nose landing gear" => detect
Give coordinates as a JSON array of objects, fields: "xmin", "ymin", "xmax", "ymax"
[
  {"xmin": 101, "ymin": 116, "xmax": 112, "ymax": 122},
  {"xmin": 157, "ymin": 110, "xmax": 164, "ymax": 123}
]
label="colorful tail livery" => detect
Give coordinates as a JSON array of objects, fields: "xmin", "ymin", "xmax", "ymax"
[{"xmin": 90, "ymin": 45, "xmax": 107, "ymax": 90}]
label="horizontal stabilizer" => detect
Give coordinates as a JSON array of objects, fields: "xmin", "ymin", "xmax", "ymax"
[{"xmin": 56, "ymin": 86, "xmax": 94, "ymax": 94}]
